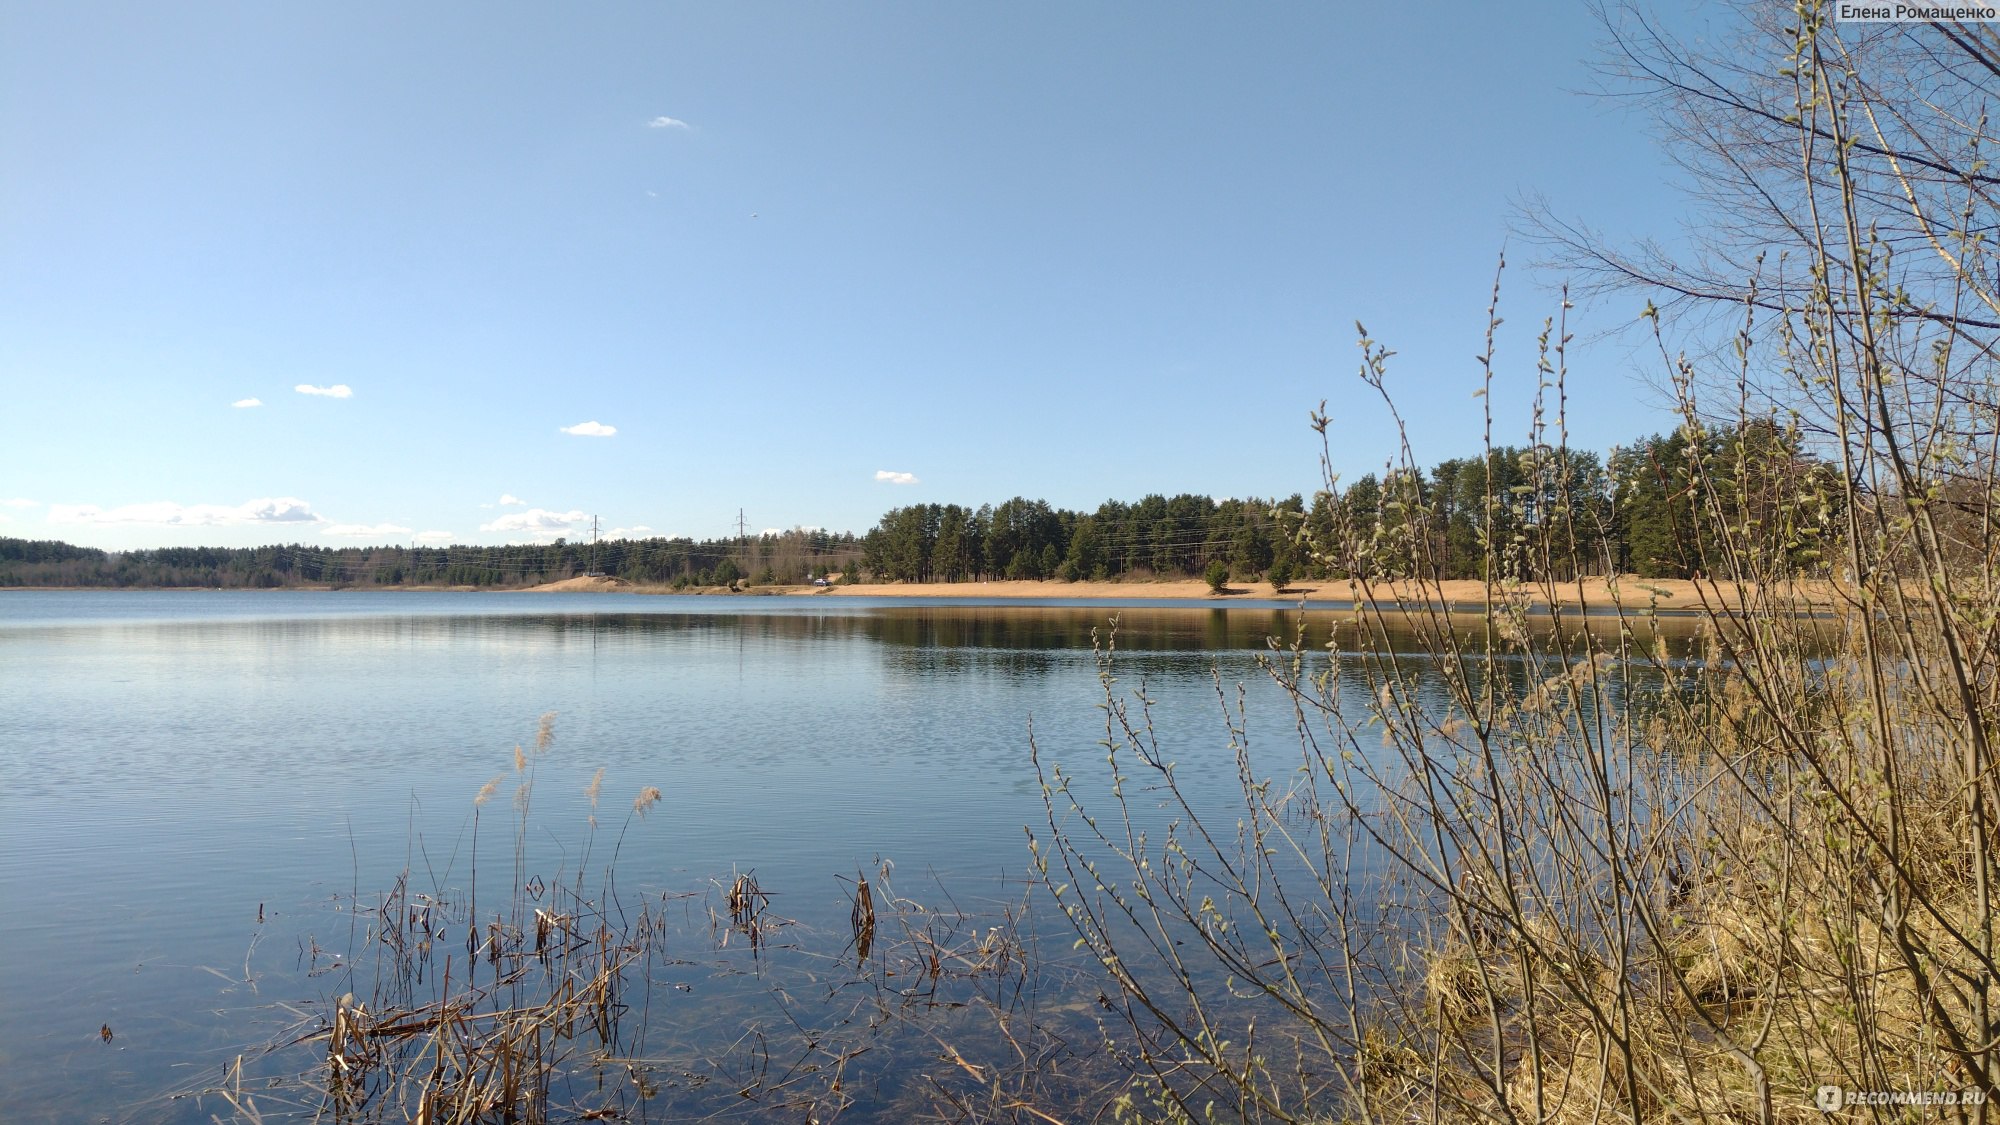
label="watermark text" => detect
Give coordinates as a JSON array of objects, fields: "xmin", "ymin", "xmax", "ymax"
[
  {"xmin": 1837, "ymin": 3, "xmax": 2000, "ymax": 20},
  {"xmin": 1816, "ymin": 1085, "xmax": 1987, "ymax": 1112}
]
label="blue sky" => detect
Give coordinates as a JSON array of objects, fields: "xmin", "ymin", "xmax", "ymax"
[{"xmin": 1, "ymin": 3, "xmax": 1700, "ymax": 550}]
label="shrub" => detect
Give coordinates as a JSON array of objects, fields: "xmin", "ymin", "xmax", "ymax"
[
  {"xmin": 1266, "ymin": 559, "xmax": 1292, "ymax": 592},
  {"xmin": 1203, "ymin": 559, "xmax": 1229, "ymax": 593}
]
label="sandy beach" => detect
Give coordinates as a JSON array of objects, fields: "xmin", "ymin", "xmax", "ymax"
[{"xmin": 524, "ymin": 573, "xmax": 1843, "ymax": 612}]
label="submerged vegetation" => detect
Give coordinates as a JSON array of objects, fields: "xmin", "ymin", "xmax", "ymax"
[{"xmin": 182, "ymin": 715, "xmax": 1126, "ymax": 1124}]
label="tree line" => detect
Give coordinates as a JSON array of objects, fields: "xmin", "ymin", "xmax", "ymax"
[
  {"xmin": 861, "ymin": 417, "xmax": 1845, "ymax": 585},
  {"xmin": 0, "ymin": 529, "xmax": 863, "ymax": 589},
  {"xmin": 2, "ymin": 417, "xmax": 1846, "ymax": 590}
]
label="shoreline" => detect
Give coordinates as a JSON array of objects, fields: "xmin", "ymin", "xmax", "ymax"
[
  {"xmin": 0, "ymin": 575, "xmax": 1848, "ymax": 614},
  {"xmin": 522, "ymin": 573, "xmax": 1843, "ymax": 612}
]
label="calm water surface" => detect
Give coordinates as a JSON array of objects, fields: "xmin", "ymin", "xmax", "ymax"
[{"xmin": 5, "ymin": 591, "xmax": 1420, "ymax": 1122}]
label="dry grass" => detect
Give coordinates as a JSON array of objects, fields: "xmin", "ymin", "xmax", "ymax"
[{"xmin": 1021, "ymin": 26, "xmax": 2000, "ymax": 1112}]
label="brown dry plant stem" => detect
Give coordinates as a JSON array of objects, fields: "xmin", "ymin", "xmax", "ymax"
[
  {"xmin": 186, "ymin": 720, "xmax": 1125, "ymax": 1125},
  {"xmin": 1026, "ymin": 8, "xmax": 2000, "ymax": 1123}
]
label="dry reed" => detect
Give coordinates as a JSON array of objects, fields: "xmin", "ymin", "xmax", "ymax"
[{"xmin": 1023, "ymin": 13, "xmax": 2000, "ymax": 1116}]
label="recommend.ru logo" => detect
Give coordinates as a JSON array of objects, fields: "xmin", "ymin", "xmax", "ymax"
[{"xmin": 1815, "ymin": 1085, "xmax": 1988, "ymax": 1112}]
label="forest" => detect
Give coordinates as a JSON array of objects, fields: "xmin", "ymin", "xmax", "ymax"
[
  {"xmin": 2, "ymin": 417, "xmax": 1843, "ymax": 589},
  {"xmin": 0, "ymin": 528, "xmax": 863, "ymax": 589},
  {"xmin": 860, "ymin": 417, "xmax": 1844, "ymax": 585}
]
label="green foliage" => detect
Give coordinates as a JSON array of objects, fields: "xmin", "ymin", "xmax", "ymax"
[
  {"xmin": 1, "ymin": 417, "xmax": 1841, "ymax": 592},
  {"xmin": 713, "ymin": 558, "xmax": 741, "ymax": 587},
  {"xmin": 1204, "ymin": 559, "xmax": 1229, "ymax": 592},
  {"xmin": 0, "ymin": 530, "xmax": 864, "ymax": 590}
]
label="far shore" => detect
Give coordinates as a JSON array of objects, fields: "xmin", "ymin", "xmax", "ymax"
[
  {"xmin": 521, "ymin": 573, "xmax": 1847, "ymax": 613},
  {"xmin": 2, "ymin": 574, "xmax": 1850, "ymax": 614}
]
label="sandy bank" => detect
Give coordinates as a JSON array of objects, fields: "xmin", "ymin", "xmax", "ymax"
[
  {"xmin": 820, "ymin": 576, "xmax": 1840, "ymax": 611},
  {"xmin": 522, "ymin": 575, "xmax": 634, "ymax": 592},
  {"xmin": 518, "ymin": 574, "xmax": 1843, "ymax": 612}
]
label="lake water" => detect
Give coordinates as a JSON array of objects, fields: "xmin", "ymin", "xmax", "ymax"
[{"xmin": 6, "ymin": 590, "xmax": 1445, "ymax": 1122}]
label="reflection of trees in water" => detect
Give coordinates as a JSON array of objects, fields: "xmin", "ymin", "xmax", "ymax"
[
  {"xmin": 858, "ymin": 607, "xmax": 1461, "ymax": 653},
  {"xmin": 366, "ymin": 608, "xmax": 1327, "ymax": 653},
  {"xmin": 237, "ymin": 602, "xmax": 1721, "ymax": 657},
  {"xmin": 879, "ymin": 645, "xmax": 1068, "ymax": 681},
  {"xmin": 854, "ymin": 606, "xmax": 1714, "ymax": 656},
  {"xmin": 275, "ymin": 610, "xmax": 1723, "ymax": 694}
]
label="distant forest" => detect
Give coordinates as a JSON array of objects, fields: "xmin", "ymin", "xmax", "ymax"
[
  {"xmin": 3, "ymin": 420, "xmax": 1849, "ymax": 590},
  {"xmin": 0, "ymin": 530, "xmax": 864, "ymax": 590}
]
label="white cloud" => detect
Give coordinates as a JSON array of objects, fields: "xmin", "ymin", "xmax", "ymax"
[
  {"xmin": 47, "ymin": 497, "xmax": 321, "ymax": 527},
  {"xmin": 498, "ymin": 494, "xmax": 524, "ymax": 506},
  {"xmin": 480, "ymin": 508, "xmax": 588, "ymax": 536},
  {"xmin": 416, "ymin": 530, "xmax": 456, "ymax": 544},
  {"xmin": 321, "ymin": 522, "xmax": 414, "ymax": 538},
  {"xmin": 560, "ymin": 421, "xmax": 617, "ymax": 437},
  {"xmin": 646, "ymin": 116, "xmax": 691, "ymax": 130},
  {"xmin": 0, "ymin": 498, "xmax": 37, "ymax": 509},
  {"xmin": 232, "ymin": 398, "xmax": 263, "ymax": 408},
  {"xmin": 295, "ymin": 384, "xmax": 353, "ymax": 398},
  {"xmin": 874, "ymin": 470, "xmax": 919, "ymax": 485},
  {"xmin": 606, "ymin": 525, "xmax": 654, "ymax": 539}
]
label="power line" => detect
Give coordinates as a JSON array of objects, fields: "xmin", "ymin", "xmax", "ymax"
[
  {"xmin": 225, "ymin": 533, "xmax": 869, "ymax": 582},
  {"xmin": 49, "ymin": 500, "xmax": 1320, "ymax": 585}
]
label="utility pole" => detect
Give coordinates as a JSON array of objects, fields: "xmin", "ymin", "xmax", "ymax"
[{"xmin": 588, "ymin": 514, "xmax": 600, "ymax": 577}]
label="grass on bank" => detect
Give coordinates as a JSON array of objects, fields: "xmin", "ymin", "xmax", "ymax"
[{"xmin": 1022, "ymin": 268, "xmax": 1998, "ymax": 1125}]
